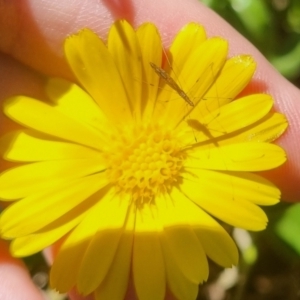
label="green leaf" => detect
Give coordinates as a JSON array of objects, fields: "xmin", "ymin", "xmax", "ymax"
[{"xmin": 275, "ymin": 203, "xmax": 300, "ymax": 255}]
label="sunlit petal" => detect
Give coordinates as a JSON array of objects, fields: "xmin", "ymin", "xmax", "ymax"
[
  {"xmin": 136, "ymin": 23, "xmax": 162, "ymax": 121},
  {"xmin": 181, "ymin": 170, "xmax": 274, "ymax": 230},
  {"xmin": 186, "ymin": 143, "xmax": 286, "ymax": 171},
  {"xmin": 46, "ymin": 78, "xmax": 109, "ymax": 134},
  {"xmin": 0, "ymin": 158, "xmax": 105, "ymax": 199},
  {"xmin": 204, "ymin": 55, "xmax": 256, "ymax": 108},
  {"xmin": 0, "ymin": 173, "xmax": 108, "ymax": 237},
  {"xmin": 64, "ymin": 28, "xmax": 132, "ymax": 124},
  {"xmin": 4, "ymin": 96, "xmax": 103, "ymax": 150},
  {"xmin": 3, "ymin": 130, "xmax": 102, "ymax": 162}
]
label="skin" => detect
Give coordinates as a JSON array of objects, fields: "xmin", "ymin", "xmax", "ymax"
[{"xmin": 0, "ymin": 0, "xmax": 300, "ymax": 299}]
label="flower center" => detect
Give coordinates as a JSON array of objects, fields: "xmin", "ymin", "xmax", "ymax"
[{"xmin": 104, "ymin": 124, "xmax": 185, "ymax": 204}]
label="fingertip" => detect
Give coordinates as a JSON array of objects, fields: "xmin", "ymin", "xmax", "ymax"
[{"xmin": 0, "ymin": 239, "xmax": 44, "ymax": 300}]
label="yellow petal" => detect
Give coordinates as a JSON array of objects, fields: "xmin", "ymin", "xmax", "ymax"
[
  {"xmin": 186, "ymin": 143, "xmax": 286, "ymax": 171},
  {"xmin": 94, "ymin": 233, "xmax": 133, "ymax": 300},
  {"xmin": 195, "ymin": 228, "xmax": 238, "ymax": 268},
  {"xmin": 170, "ymin": 188, "xmax": 238, "ymax": 267},
  {"xmin": 136, "ymin": 23, "xmax": 162, "ymax": 121},
  {"xmin": 51, "ymin": 237, "xmax": 90, "ymax": 292},
  {"xmin": 3, "ymin": 130, "xmax": 102, "ymax": 162},
  {"xmin": 244, "ymin": 112, "xmax": 288, "ymax": 143},
  {"xmin": 186, "ymin": 169, "xmax": 280, "ymax": 206},
  {"xmin": 0, "ymin": 158, "xmax": 105, "ymax": 199},
  {"xmin": 189, "ymin": 94, "xmax": 274, "ymax": 141},
  {"xmin": 204, "ymin": 55, "xmax": 256, "ymax": 108},
  {"xmin": 0, "ymin": 173, "xmax": 108, "ymax": 237},
  {"xmin": 161, "ymin": 235, "xmax": 199, "ymax": 300},
  {"xmin": 77, "ymin": 196, "xmax": 130, "ymax": 295},
  {"xmin": 64, "ymin": 28, "xmax": 131, "ymax": 124},
  {"xmin": 168, "ymin": 23, "xmax": 207, "ymax": 71},
  {"xmin": 10, "ymin": 210, "xmax": 85, "ymax": 256},
  {"xmin": 4, "ymin": 96, "xmax": 103, "ymax": 150},
  {"xmin": 189, "ymin": 112, "xmax": 288, "ymax": 147},
  {"xmin": 154, "ymin": 37, "xmax": 228, "ymax": 127},
  {"xmin": 50, "ymin": 189, "xmax": 119, "ymax": 292},
  {"xmin": 133, "ymin": 205, "xmax": 165, "ymax": 300},
  {"xmin": 173, "ymin": 37, "xmax": 228, "ymax": 106},
  {"xmin": 46, "ymin": 78, "xmax": 109, "ymax": 134},
  {"xmin": 108, "ymin": 20, "xmax": 142, "ymax": 121},
  {"xmin": 156, "ymin": 195, "xmax": 208, "ymax": 284},
  {"xmin": 95, "ymin": 205, "xmax": 135, "ymax": 300},
  {"xmin": 140, "ymin": 23, "xmax": 206, "ymax": 126},
  {"xmin": 163, "ymin": 227, "xmax": 207, "ymax": 284},
  {"xmin": 181, "ymin": 169, "xmax": 277, "ymax": 230}
]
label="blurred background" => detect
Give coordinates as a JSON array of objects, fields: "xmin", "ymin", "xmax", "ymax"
[{"xmin": 201, "ymin": 0, "xmax": 300, "ymax": 86}]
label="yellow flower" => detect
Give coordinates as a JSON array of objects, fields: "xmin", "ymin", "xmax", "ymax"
[{"xmin": 0, "ymin": 20, "xmax": 287, "ymax": 300}]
